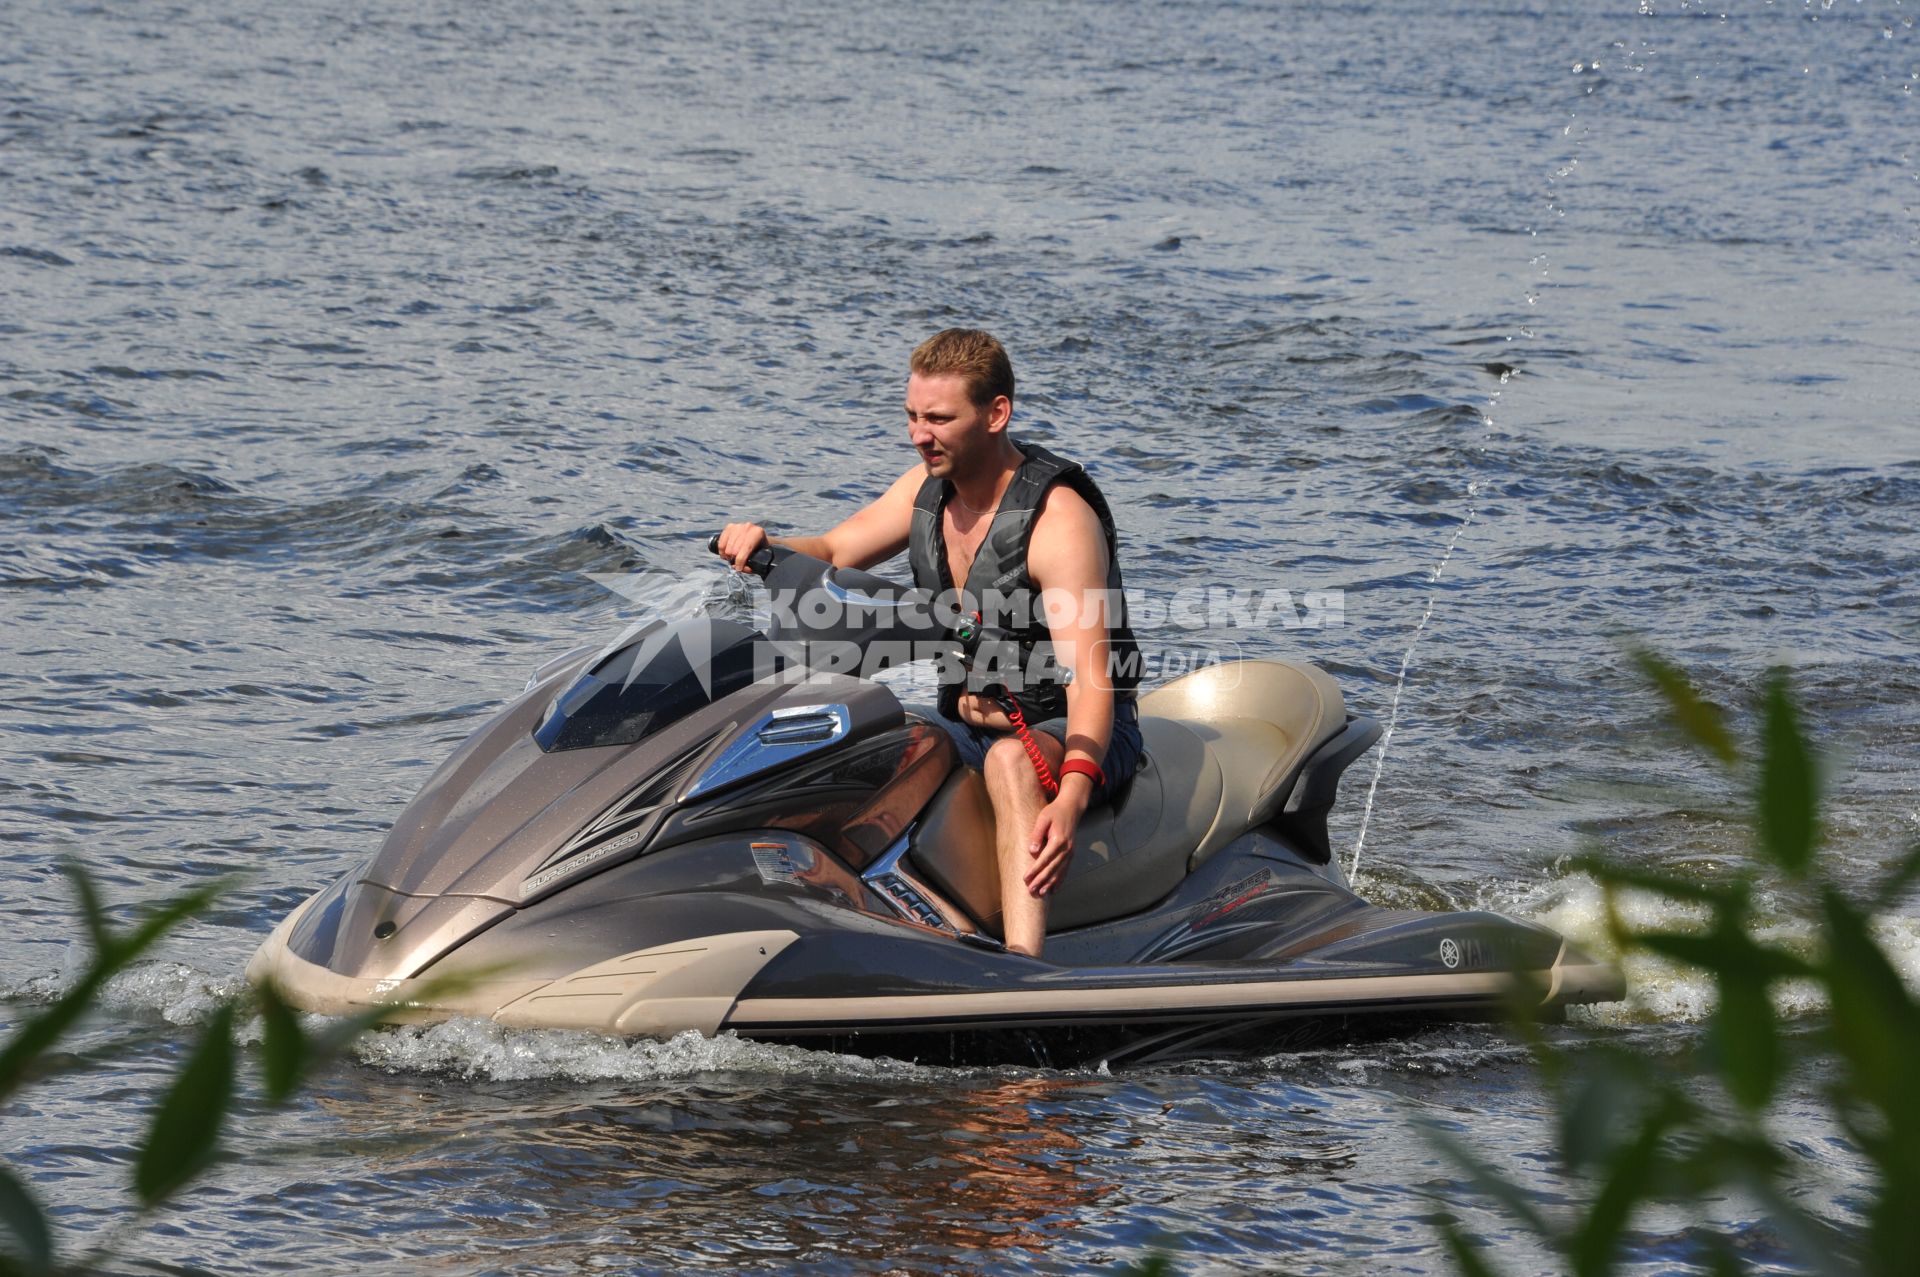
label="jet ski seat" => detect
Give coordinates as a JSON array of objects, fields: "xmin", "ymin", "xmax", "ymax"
[
  {"xmin": 1138, "ymin": 659, "xmax": 1349, "ymax": 867},
  {"xmin": 906, "ymin": 660, "xmax": 1349, "ymax": 936}
]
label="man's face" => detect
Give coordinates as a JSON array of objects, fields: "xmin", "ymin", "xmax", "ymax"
[{"xmin": 905, "ymin": 371, "xmax": 1008, "ymax": 478}]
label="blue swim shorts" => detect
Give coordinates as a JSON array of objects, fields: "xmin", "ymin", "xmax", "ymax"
[{"xmin": 931, "ymin": 698, "xmax": 1143, "ymax": 806}]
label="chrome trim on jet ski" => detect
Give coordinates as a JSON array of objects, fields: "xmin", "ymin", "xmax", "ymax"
[
  {"xmin": 820, "ymin": 571, "xmax": 919, "ymax": 616},
  {"xmin": 728, "ymin": 969, "xmax": 1528, "ymax": 1030},
  {"xmin": 685, "ymin": 703, "xmax": 852, "ymax": 799},
  {"xmin": 862, "ymin": 831, "xmax": 911, "ymax": 880},
  {"xmin": 860, "ymin": 830, "xmax": 953, "ymax": 931}
]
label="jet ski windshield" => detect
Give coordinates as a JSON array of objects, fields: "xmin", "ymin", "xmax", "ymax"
[{"xmin": 533, "ymin": 619, "xmax": 771, "ymax": 753}]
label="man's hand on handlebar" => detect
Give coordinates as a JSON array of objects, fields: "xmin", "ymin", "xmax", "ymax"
[
  {"xmin": 714, "ymin": 522, "xmax": 770, "ymax": 572},
  {"xmin": 955, "ymin": 692, "xmax": 1014, "ymax": 732}
]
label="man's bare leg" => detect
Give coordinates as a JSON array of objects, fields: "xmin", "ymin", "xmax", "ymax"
[{"xmin": 983, "ymin": 733, "xmax": 1067, "ymax": 958}]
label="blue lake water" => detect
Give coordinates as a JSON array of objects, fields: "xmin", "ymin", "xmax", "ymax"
[{"xmin": 3, "ymin": 1, "xmax": 1917, "ymax": 1272}]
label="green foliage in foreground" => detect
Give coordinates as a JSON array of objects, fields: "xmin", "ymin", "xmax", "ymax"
[
  {"xmin": 0, "ymin": 865, "xmax": 404, "ymax": 1277},
  {"xmin": 1433, "ymin": 654, "xmax": 1920, "ymax": 1277},
  {"xmin": 7, "ymin": 658, "xmax": 1913, "ymax": 1277}
]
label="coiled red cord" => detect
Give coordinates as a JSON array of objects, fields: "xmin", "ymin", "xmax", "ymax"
[{"xmin": 998, "ymin": 695, "xmax": 1059, "ymax": 799}]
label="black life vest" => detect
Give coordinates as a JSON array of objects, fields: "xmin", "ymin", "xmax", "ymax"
[{"xmin": 908, "ymin": 441, "xmax": 1142, "ymax": 722}]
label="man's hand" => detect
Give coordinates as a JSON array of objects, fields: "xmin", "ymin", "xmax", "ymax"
[
  {"xmin": 714, "ymin": 522, "xmax": 770, "ymax": 572},
  {"xmin": 955, "ymin": 692, "xmax": 1013, "ymax": 731},
  {"xmin": 1024, "ymin": 777, "xmax": 1093, "ymax": 898}
]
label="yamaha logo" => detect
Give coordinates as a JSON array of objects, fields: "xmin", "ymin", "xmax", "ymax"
[{"xmin": 1439, "ymin": 938, "xmax": 1461, "ymax": 969}]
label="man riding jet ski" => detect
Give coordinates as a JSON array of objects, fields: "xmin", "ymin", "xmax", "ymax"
[
  {"xmin": 246, "ymin": 332, "xmax": 1623, "ymax": 1066},
  {"xmin": 720, "ymin": 328, "xmax": 1142, "ymax": 959}
]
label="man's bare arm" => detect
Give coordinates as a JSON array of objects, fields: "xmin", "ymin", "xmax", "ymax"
[
  {"xmin": 1028, "ymin": 485, "xmax": 1116, "ymax": 800},
  {"xmin": 1017, "ymin": 483, "xmax": 1117, "ymax": 896},
  {"xmin": 717, "ymin": 464, "xmax": 924, "ymax": 571}
]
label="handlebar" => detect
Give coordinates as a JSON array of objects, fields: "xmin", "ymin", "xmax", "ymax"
[
  {"xmin": 707, "ymin": 533, "xmax": 780, "ymax": 579},
  {"xmin": 704, "ymin": 532, "xmax": 959, "ymax": 656}
]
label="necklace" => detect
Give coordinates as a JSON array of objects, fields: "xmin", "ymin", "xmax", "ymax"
[{"xmin": 951, "ymin": 486, "xmax": 1002, "ymax": 519}]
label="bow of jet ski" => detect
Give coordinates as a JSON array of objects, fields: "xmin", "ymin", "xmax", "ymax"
[{"xmin": 247, "ymin": 543, "xmax": 1622, "ymax": 1066}]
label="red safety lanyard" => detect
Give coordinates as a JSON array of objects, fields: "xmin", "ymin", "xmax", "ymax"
[{"xmin": 996, "ymin": 695, "xmax": 1059, "ymax": 800}]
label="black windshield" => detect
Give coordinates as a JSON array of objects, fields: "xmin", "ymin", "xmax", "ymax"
[{"xmin": 534, "ymin": 620, "xmax": 772, "ymax": 753}]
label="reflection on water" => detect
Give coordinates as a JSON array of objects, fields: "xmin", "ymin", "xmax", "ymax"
[
  {"xmin": 929, "ymin": 1078, "xmax": 1110, "ymax": 1254},
  {"xmin": 279, "ymin": 1066, "xmax": 1117, "ymax": 1269}
]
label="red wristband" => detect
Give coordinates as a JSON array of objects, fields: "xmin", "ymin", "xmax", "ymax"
[{"xmin": 1058, "ymin": 758, "xmax": 1106, "ymax": 790}]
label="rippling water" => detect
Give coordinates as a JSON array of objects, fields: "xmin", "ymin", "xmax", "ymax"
[{"xmin": 3, "ymin": 1, "xmax": 1917, "ymax": 1273}]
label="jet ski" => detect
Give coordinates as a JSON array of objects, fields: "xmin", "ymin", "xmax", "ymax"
[{"xmin": 248, "ymin": 542, "xmax": 1623, "ymax": 1067}]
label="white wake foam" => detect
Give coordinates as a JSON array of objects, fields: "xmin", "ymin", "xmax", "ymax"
[
  {"xmin": 349, "ymin": 1017, "xmax": 934, "ymax": 1083},
  {"xmin": 6, "ymin": 954, "xmax": 245, "ymax": 1026},
  {"xmin": 1486, "ymin": 868, "xmax": 1920, "ymax": 1027}
]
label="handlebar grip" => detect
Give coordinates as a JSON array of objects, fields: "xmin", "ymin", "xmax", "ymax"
[{"xmin": 708, "ymin": 531, "xmax": 780, "ymax": 579}]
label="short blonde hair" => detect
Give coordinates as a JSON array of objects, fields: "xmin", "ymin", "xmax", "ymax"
[{"xmin": 910, "ymin": 329, "xmax": 1015, "ymax": 408}]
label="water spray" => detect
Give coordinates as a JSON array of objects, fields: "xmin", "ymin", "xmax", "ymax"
[
  {"xmin": 1345, "ymin": 484, "xmax": 1480, "ymax": 884},
  {"xmin": 1345, "ymin": 32, "xmax": 1604, "ymax": 883}
]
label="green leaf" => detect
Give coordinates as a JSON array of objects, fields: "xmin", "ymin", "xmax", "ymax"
[
  {"xmin": 1569, "ymin": 1094, "xmax": 1682, "ymax": 1277},
  {"xmin": 1814, "ymin": 886, "xmax": 1920, "ymax": 1274},
  {"xmin": 134, "ymin": 1003, "xmax": 236, "ymax": 1208},
  {"xmin": 0, "ymin": 1164, "xmax": 52, "ymax": 1276},
  {"xmin": 1869, "ymin": 840, "xmax": 1920, "ymax": 913},
  {"xmin": 255, "ymin": 964, "xmax": 508, "ymax": 1105},
  {"xmin": 1697, "ymin": 1233, "xmax": 1743, "ymax": 1277},
  {"xmin": 1558, "ymin": 1058, "xmax": 1647, "ymax": 1173},
  {"xmin": 1631, "ymin": 932, "xmax": 1813, "ymax": 986},
  {"xmin": 1432, "ymin": 654, "xmax": 1920, "ymax": 1277},
  {"xmin": 1422, "ymin": 1121, "xmax": 1553, "ymax": 1238},
  {"xmin": 114, "ymin": 880, "xmax": 229, "ymax": 973},
  {"xmin": 60, "ymin": 859, "xmax": 113, "ymax": 963},
  {"xmin": 1631, "ymin": 927, "xmax": 1815, "ymax": 984},
  {"xmin": 1667, "ymin": 1129, "xmax": 1781, "ymax": 1199},
  {"xmin": 1436, "ymin": 1216, "xmax": 1506, "ymax": 1277},
  {"xmin": 1632, "ymin": 649, "xmax": 1739, "ymax": 766},
  {"xmin": 1728, "ymin": 1171, "xmax": 1859, "ymax": 1277},
  {"xmin": 0, "ymin": 985, "xmax": 105, "ymax": 1106},
  {"xmin": 1632, "ymin": 888, "xmax": 1796, "ymax": 1114},
  {"xmin": 1819, "ymin": 888, "xmax": 1920, "ymax": 1109},
  {"xmin": 255, "ymin": 982, "xmax": 308, "ymax": 1105},
  {"xmin": 1713, "ymin": 966, "xmax": 1779, "ymax": 1112},
  {"xmin": 0, "ymin": 874, "xmax": 223, "ymax": 1105},
  {"xmin": 1755, "ymin": 670, "xmax": 1816, "ymax": 877},
  {"xmin": 1566, "ymin": 855, "xmax": 1731, "ymax": 906},
  {"xmin": 1628, "ymin": 929, "xmax": 1731, "ymax": 970}
]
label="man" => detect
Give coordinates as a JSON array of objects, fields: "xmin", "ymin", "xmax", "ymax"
[{"xmin": 714, "ymin": 329, "xmax": 1142, "ymax": 958}]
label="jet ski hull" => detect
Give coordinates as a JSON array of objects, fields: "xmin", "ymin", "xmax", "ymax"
[
  {"xmin": 247, "ymin": 552, "xmax": 1624, "ymax": 1067},
  {"xmin": 249, "ymin": 825, "xmax": 1622, "ymax": 1067}
]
